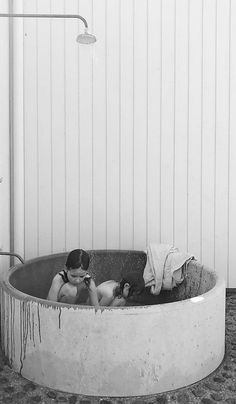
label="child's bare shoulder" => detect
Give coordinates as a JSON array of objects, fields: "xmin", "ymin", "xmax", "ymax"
[
  {"xmin": 51, "ymin": 273, "xmax": 64, "ymax": 285},
  {"xmin": 97, "ymin": 280, "xmax": 116, "ymax": 297}
]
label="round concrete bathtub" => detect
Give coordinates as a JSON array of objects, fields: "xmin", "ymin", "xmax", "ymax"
[{"xmin": 0, "ymin": 250, "xmax": 225, "ymax": 397}]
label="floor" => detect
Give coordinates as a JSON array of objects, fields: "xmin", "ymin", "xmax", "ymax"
[{"xmin": 0, "ymin": 292, "xmax": 236, "ymax": 404}]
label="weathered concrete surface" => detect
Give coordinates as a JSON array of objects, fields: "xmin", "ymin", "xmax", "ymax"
[
  {"xmin": 0, "ymin": 252, "xmax": 225, "ymax": 396},
  {"xmin": 0, "ymin": 291, "xmax": 235, "ymax": 404}
]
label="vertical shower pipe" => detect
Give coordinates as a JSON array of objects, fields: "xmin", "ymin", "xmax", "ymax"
[
  {"xmin": 0, "ymin": 0, "xmax": 10, "ymax": 272},
  {"xmin": 9, "ymin": 0, "xmax": 14, "ymax": 266},
  {"xmin": 4, "ymin": 0, "xmax": 24, "ymax": 266},
  {"xmin": 12, "ymin": 0, "xmax": 24, "ymax": 266}
]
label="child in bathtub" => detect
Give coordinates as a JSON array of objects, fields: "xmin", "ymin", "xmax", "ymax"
[
  {"xmin": 96, "ymin": 272, "xmax": 145, "ymax": 306},
  {"xmin": 47, "ymin": 249, "xmax": 99, "ymax": 309}
]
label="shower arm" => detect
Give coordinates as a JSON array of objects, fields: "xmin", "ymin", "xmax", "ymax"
[
  {"xmin": 0, "ymin": 251, "xmax": 25, "ymax": 265},
  {"xmin": 0, "ymin": 13, "xmax": 88, "ymax": 29}
]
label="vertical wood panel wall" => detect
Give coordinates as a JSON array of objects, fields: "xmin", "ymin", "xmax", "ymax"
[{"xmin": 12, "ymin": 0, "xmax": 236, "ymax": 286}]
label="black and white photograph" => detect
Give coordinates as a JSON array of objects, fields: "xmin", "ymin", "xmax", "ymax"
[{"xmin": 0, "ymin": 1, "xmax": 236, "ymax": 403}]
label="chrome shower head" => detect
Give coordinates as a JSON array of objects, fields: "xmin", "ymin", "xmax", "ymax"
[
  {"xmin": 76, "ymin": 28, "xmax": 96, "ymax": 44},
  {"xmin": 0, "ymin": 13, "xmax": 97, "ymax": 45}
]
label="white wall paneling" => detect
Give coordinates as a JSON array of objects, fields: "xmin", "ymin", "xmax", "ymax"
[
  {"xmin": 23, "ymin": 0, "xmax": 39, "ymax": 259},
  {"xmin": 37, "ymin": 0, "xmax": 53, "ymax": 256},
  {"xmin": 201, "ymin": 0, "xmax": 216, "ymax": 269},
  {"xmin": 92, "ymin": 0, "xmax": 107, "ymax": 249},
  {"xmin": 106, "ymin": 0, "xmax": 120, "ymax": 249},
  {"xmin": 174, "ymin": 0, "xmax": 188, "ymax": 251},
  {"xmin": 160, "ymin": 0, "xmax": 175, "ymax": 244},
  {"xmin": 78, "ymin": 0, "xmax": 93, "ymax": 249},
  {"xmin": 214, "ymin": 0, "xmax": 230, "ymax": 280},
  {"xmin": 6, "ymin": 0, "xmax": 236, "ymax": 286},
  {"xmin": 187, "ymin": 0, "xmax": 202, "ymax": 261},
  {"xmin": 146, "ymin": 0, "xmax": 161, "ymax": 245},
  {"xmin": 50, "ymin": 0, "xmax": 66, "ymax": 253},
  {"xmin": 133, "ymin": 0, "xmax": 148, "ymax": 249},
  {"xmin": 229, "ymin": 0, "xmax": 236, "ymax": 287},
  {"xmin": 120, "ymin": 0, "xmax": 134, "ymax": 249}
]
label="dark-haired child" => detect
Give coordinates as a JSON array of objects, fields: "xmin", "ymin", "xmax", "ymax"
[
  {"xmin": 96, "ymin": 272, "xmax": 145, "ymax": 307},
  {"xmin": 47, "ymin": 249, "xmax": 99, "ymax": 309}
]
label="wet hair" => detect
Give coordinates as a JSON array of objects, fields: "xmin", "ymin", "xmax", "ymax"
[
  {"xmin": 115, "ymin": 271, "xmax": 145, "ymax": 298},
  {"xmin": 65, "ymin": 249, "xmax": 90, "ymax": 271}
]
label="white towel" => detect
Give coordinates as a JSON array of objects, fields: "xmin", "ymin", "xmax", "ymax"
[{"xmin": 143, "ymin": 243, "xmax": 194, "ymax": 295}]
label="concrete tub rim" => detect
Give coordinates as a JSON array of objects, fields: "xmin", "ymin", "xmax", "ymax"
[{"xmin": 0, "ymin": 251, "xmax": 225, "ymax": 312}]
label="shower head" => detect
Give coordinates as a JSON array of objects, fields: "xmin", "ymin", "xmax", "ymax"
[
  {"xmin": 76, "ymin": 28, "xmax": 96, "ymax": 44},
  {"xmin": 0, "ymin": 13, "xmax": 97, "ymax": 45}
]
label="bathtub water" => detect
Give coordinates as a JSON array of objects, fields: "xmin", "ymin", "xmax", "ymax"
[{"xmin": 0, "ymin": 250, "xmax": 225, "ymax": 397}]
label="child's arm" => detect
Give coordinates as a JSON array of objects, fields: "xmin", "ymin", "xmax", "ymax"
[
  {"xmin": 110, "ymin": 296, "xmax": 126, "ymax": 307},
  {"xmin": 47, "ymin": 274, "xmax": 64, "ymax": 302},
  {"xmin": 96, "ymin": 281, "xmax": 117, "ymax": 306},
  {"xmin": 58, "ymin": 283, "xmax": 78, "ymax": 304},
  {"xmin": 85, "ymin": 278, "xmax": 100, "ymax": 310},
  {"xmin": 99, "ymin": 295, "xmax": 115, "ymax": 306}
]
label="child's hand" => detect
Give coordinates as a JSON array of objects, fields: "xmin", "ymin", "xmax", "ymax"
[
  {"xmin": 111, "ymin": 296, "xmax": 126, "ymax": 307},
  {"xmin": 83, "ymin": 274, "xmax": 92, "ymax": 287}
]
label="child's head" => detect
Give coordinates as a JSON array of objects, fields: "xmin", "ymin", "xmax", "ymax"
[
  {"xmin": 65, "ymin": 249, "xmax": 90, "ymax": 285},
  {"xmin": 119, "ymin": 272, "xmax": 145, "ymax": 299}
]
